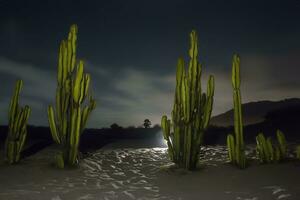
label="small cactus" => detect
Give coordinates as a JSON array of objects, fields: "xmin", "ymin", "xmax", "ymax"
[
  {"xmin": 276, "ymin": 129, "xmax": 287, "ymax": 159},
  {"xmin": 5, "ymin": 80, "xmax": 31, "ymax": 164},
  {"xmin": 55, "ymin": 152, "xmax": 65, "ymax": 169},
  {"xmin": 256, "ymin": 130, "xmax": 287, "ymax": 163}
]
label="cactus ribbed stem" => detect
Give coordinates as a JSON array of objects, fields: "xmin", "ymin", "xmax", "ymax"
[
  {"xmin": 5, "ymin": 80, "xmax": 31, "ymax": 164},
  {"xmin": 161, "ymin": 30, "xmax": 215, "ymax": 170},
  {"xmin": 48, "ymin": 24, "xmax": 96, "ymax": 168},
  {"xmin": 256, "ymin": 130, "xmax": 287, "ymax": 163},
  {"xmin": 227, "ymin": 54, "xmax": 246, "ymax": 169}
]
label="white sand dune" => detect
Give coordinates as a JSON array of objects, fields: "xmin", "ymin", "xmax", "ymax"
[{"xmin": 0, "ymin": 141, "xmax": 299, "ymax": 200}]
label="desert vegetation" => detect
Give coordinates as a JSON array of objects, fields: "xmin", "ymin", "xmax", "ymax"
[
  {"xmin": 0, "ymin": 26, "xmax": 299, "ymax": 172},
  {"xmin": 47, "ymin": 24, "xmax": 96, "ymax": 168},
  {"xmin": 255, "ymin": 130, "xmax": 287, "ymax": 163},
  {"xmin": 4, "ymin": 80, "xmax": 31, "ymax": 164},
  {"xmin": 226, "ymin": 55, "xmax": 246, "ymax": 169},
  {"xmin": 161, "ymin": 30, "xmax": 215, "ymax": 170}
]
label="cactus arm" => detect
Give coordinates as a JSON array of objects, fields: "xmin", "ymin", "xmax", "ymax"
[
  {"xmin": 69, "ymin": 107, "xmax": 82, "ymax": 165},
  {"xmin": 6, "ymin": 80, "xmax": 30, "ymax": 164},
  {"xmin": 161, "ymin": 116, "xmax": 174, "ymax": 161},
  {"xmin": 276, "ymin": 129, "xmax": 287, "ymax": 158},
  {"xmin": 73, "ymin": 61, "xmax": 84, "ymax": 104},
  {"xmin": 58, "ymin": 43, "xmax": 64, "ymax": 85},
  {"xmin": 256, "ymin": 133, "xmax": 266, "ymax": 163},
  {"xmin": 8, "ymin": 80, "xmax": 23, "ymax": 132},
  {"xmin": 69, "ymin": 24, "xmax": 77, "ymax": 72},
  {"xmin": 266, "ymin": 137, "xmax": 274, "ymax": 162},
  {"xmin": 161, "ymin": 115, "xmax": 170, "ymax": 140},
  {"xmin": 227, "ymin": 134, "xmax": 235, "ymax": 162},
  {"xmin": 202, "ymin": 75, "xmax": 215, "ymax": 130},
  {"xmin": 47, "ymin": 106, "xmax": 60, "ymax": 144},
  {"xmin": 18, "ymin": 106, "xmax": 31, "ymax": 154}
]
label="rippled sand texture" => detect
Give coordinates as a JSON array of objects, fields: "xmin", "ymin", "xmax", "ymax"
[
  {"xmin": 0, "ymin": 145, "xmax": 299, "ymax": 200},
  {"xmin": 81, "ymin": 148, "xmax": 172, "ymax": 200}
]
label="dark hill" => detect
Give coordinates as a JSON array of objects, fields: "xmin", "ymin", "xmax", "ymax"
[
  {"xmin": 210, "ymin": 98, "xmax": 300, "ymax": 127},
  {"xmin": 205, "ymin": 103, "xmax": 300, "ymax": 145}
]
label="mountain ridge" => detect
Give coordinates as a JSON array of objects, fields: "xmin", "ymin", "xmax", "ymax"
[{"xmin": 211, "ymin": 98, "xmax": 300, "ymax": 127}]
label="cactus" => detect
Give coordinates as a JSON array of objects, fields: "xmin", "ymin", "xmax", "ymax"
[
  {"xmin": 5, "ymin": 80, "xmax": 31, "ymax": 164},
  {"xmin": 161, "ymin": 30, "xmax": 215, "ymax": 170},
  {"xmin": 226, "ymin": 54, "xmax": 246, "ymax": 169},
  {"xmin": 47, "ymin": 24, "xmax": 96, "ymax": 168},
  {"xmin": 256, "ymin": 131, "xmax": 287, "ymax": 163},
  {"xmin": 256, "ymin": 133, "xmax": 273, "ymax": 163},
  {"xmin": 55, "ymin": 152, "xmax": 65, "ymax": 169},
  {"xmin": 226, "ymin": 134, "xmax": 235, "ymax": 162},
  {"xmin": 276, "ymin": 129, "xmax": 287, "ymax": 159}
]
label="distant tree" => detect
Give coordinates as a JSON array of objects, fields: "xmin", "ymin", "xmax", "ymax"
[
  {"xmin": 110, "ymin": 123, "xmax": 122, "ymax": 129},
  {"xmin": 143, "ymin": 119, "xmax": 151, "ymax": 128}
]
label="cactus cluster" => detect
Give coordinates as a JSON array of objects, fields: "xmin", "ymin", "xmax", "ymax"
[
  {"xmin": 5, "ymin": 80, "xmax": 31, "ymax": 164},
  {"xmin": 227, "ymin": 54, "xmax": 246, "ymax": 169},
  {"xmin": 256, "ymin": 130, "xmax": 287, "ymax": 163},
  {"xmin": 161, "ymin": 30, "xmax": 215, "ymax": 170},
  {"xmin": 47, "ymin": 24, "xmax": 96, "ymax": 168}
]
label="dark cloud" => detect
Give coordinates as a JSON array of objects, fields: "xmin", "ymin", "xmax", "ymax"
[{"xmin": 0, "ymin": 0, "xmax": 299, "ymax": 127}]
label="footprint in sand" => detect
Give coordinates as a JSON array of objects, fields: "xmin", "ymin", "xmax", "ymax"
[{"xmin": 262, "ymin": 186, "xmax": 292, "ymax": 199}]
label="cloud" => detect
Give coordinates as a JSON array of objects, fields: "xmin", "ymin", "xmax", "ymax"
[
  {"xmin": 1, "ymin": 52, "xmax": 300, "ymax": 128},
  {"xmin": 91, "ymin": 68, "xmax": 175, "ymax": 127},
  {"xmin": 0, "ymin": 57, "xmax": 56, "ymax": 125}
]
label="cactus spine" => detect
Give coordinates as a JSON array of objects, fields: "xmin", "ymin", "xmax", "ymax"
[
  {"xmin": 47, "ymin": 24, "xmax": 96, "ymax": 168},
  {"xmin": 5, "ymin": 80, "xmax": 31, "ymax": 164},
  {"xmin": 161, "ymin": 30, "xmax": 215, "ymax": 170},
  {"xmin": 227, "ymin": 54, "xmax": 246, "ymax": 168}
]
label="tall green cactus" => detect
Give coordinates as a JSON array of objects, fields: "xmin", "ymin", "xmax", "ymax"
[
  {"xmin": 47, "ymin": 24, "xmax": 96, "ymax": 168},
  {"xmin": 161, "ymin": 30, "xmax": 215, "ymax": 170},
  {"xmin": 227, "ymin": 54, "xmax": 246, "ymax": 169},
  {"xmin": 5, "ymin": 80, "xmax": 31, "ymax": 164}
]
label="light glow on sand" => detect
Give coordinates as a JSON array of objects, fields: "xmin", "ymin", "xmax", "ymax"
[{"xmin": 156, "ymin": 130, "xmax": 168, "ymax": 147}]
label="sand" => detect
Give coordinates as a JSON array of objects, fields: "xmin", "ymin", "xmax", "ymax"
[{"xmin": 0, "ymin": 140, "xmax": 299, "ymax": 200}]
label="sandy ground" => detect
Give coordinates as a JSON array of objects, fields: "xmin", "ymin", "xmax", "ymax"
[{"xmin": 0, "ymin": 140, "xmax": 300, "ymax": 200}]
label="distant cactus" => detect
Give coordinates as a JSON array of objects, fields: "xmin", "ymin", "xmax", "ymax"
[
  {"xmin": 256, "ymin": 133, "xmax": 274, "ymax": 163},
  {"xmin": 276, "ymin": 129, "xmax": 287, "ymax": 159},
  {"xmin": 227, "ymin": 54, "xmax": 246, "ymax": 169},
  {"xmin": 5, "ymin": 80, "xmax": 31, "ymax": 164},
  {"xmin": 256, "ymin": 130, "xmax": 287, "ymax": 163},
  {"xmin": 47, "ymin": 24, "xmax": 96, "ymax": 168},
  {"xmin": 161, "ymin": 30, "xmax": 215, "ymax": 170}
]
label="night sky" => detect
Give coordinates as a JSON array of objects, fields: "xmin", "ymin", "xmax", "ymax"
[{"xmin": 0, "ymin": 0, "xmax": 299, "ymax": 128}]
